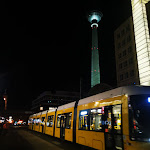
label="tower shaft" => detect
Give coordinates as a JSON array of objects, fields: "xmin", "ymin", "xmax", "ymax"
[{"xmin": 91, "ymin": 24, "xmax": 100, "ymax": 87}]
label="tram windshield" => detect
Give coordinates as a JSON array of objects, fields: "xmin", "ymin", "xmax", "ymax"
[{"xmin": 129, "ymin": 95, "xmax": 150, "ymax": 142}]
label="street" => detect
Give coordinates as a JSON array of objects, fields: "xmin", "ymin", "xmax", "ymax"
[
  {"xmin": 0, "ymin": 127, "xmax": 33, "ymax": 150},
  {"xmin": 0, "ymin": 127, "xmax": 94, "ymax": 150}
]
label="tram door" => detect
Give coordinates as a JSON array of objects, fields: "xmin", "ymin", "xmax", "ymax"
[
  {"xmin": 41, "ymin": 117, "xmax": 45, "ymax": 133},
  {"xmin": 104, "ymin": 105, "xmax": 123, "ymax": 150},
  {"xmin": 60, "ymin": 115, "xmax": 65, "ymax": 139},
  {"xmin": 32, "ymin": 119, "xmax": 34, "ymax": 130}
]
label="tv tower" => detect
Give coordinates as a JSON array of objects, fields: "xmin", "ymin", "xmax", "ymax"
[{"xmin": 88, "ymin": 11, "xmax": 103, "ymax": 88}]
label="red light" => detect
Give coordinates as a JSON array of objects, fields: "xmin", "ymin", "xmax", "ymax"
[
  {"xmin": 105, "ymin": 129, "xmax": 108, "ymax": 132},
  {"xmin": 102, "ymin": 107, "xmax": 104, "ymax": 114},
  {"xmin": 94, "ymin": 70, "xmax": 96, "ymax": 72}
]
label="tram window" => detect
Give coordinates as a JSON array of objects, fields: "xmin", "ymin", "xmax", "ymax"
[
  {"xmin": 90, "ymin": 108, "xmax": 103, "ymax": 131},
  {"xmin": 79, "ymin": 110, "xmax": 89, "ymax": 130},
  {"xmin": 41, "ymin": 117, "xmax": 45, "ymax": 122},
  {"xmin": 104, "ymin": 107, "xmax": 112, "ymax": 133},
  {"xmin": 36, "ymin": 118, "xmax": 40, "ymax": 125},
  {"xmin": 113, "ymin": 105, "xmax": 122, "ymax": 134},
  {"xmin": 65, "ymin": 113, "xmax": 72, "ymax": 129},
  {"xmin": 90, "ymin": 112, "xmax": 96, "ymax": 131},
  {"xmin": 57, "ymin": 115, "xmax": 61, "ymax": 128},
  {"xmin": 33, "ymin": 118, "xmax": 35, "ymax": 125},
  {"xmin": 47, "ymin": 115, "xmax": 53, "ymax": 127},
  {"xmin": 129, "ymin": 95, "xmax": 150, "ymax": 142},
  {"xmin": 41, "ymin": 117, "xmax": 45, "ymax": 126},
  {"xmin": 28, "ymin": 119, "xmax": 32, "ymax": 125}
]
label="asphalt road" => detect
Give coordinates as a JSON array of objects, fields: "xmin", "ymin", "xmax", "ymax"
[
  {"xmin": 0, "ymin": 127, "xmax": 95, "ymax": 150},
  {"xmin": 0, "ymin": 127, "xmax": 33, "ymax": 150}
]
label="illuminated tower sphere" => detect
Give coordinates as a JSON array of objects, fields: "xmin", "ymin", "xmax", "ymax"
[{"xmin": 88, "ymin": 11, "xmax": 103, "ymax": 88}]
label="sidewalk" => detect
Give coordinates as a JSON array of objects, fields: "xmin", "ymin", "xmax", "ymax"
[{"xmin": 17, "ymin": 130, "xmax": 63, "ymax": 150}]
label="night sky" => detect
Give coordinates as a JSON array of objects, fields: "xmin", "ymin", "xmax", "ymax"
[{"xmin": 1, "ymin": 0, "xmax": 132, "ymax": 110}]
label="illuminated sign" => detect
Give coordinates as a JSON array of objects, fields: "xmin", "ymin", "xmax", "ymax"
[
  {"xmin": 131, "ymin": 0, "xmax": 150, "ymax": 86},
  {"xmin": 80, "ymin": 111, "xmax": 87, "ymax": 115},
  {"xmin": 148, "ymin": 97, "xmax": 150, "ymax": 103}
]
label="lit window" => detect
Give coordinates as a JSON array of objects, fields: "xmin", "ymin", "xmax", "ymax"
[
  {"xmin": 79, "ymin": 110, "xmax": 89, "ymax": 130},
  {"xmin": 47, "ymin": 115, "xmax": 53, "ymax": 127},
  {"xmin": 65, "ymin": 112, "xmax": 72, "ymax": 129},
  {"xmin": 57, "ymin": 115, "xmax": 61, "ymax": 128},
  {"xmin": 90, "ymin": 108, "xmax": 103, "ymax": 131},
  {"xmin": 113, "ymin": 105, "xmax": 122, "ymax": 134}
]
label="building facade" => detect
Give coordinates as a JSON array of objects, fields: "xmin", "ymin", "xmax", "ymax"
[
  {"xmin": 114, "ymin": 17, "xmax": 140, "ymax": 87},
  {"xmin": 131, "ymin": 0, "xmax": 150, "ymax": 86},
  {"xmin": 146, "ymin": 1, "xmax": 150, "ymax": 34},
  {"xmin": 115, "ymin": 0, "xmax": 150, "ymax": 87},
  {"xmin": 31, "ymin": 91, "xmax": 79, "ymax": 112}
]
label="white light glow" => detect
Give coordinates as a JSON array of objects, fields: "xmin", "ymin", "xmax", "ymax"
[
  {"xmin": 40, "ymin": 107, "xmax": 43, "ymax": 111},
  {"xmin": 97, "ymin": 109, "xmax": 102, "ymax": 113},
  {"xmin": 89, "ymin": 15, "xmax": 101, "ymax": 23},
  {"xmin": 49, "ymin": 107, "xmax": 55, "ymax": 110},
  {"xmin": 91, "ymin": 109, "xmax": 96, "ymax": 112},
  {"xmin": 91, "ymin": 23, "xmax": 98, "ymax": 28},
  {"xmin": 88, "ymin": 11, "xmax": 103, "ymax": 23},
  {"xmin": 81, "ymin": 111, "xmax": 87, "ymax": 115}
]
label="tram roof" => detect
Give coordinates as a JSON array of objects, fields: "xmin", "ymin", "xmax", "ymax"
[
  {"xmin": 57, "ymin": 101, "xmax": 76, "ymax": 111},
  {"xmin": 78, "ymin": 86, "xmax": 150, "ymax": 106},
  {"xmin": 47, "ymin": 107, "xmax": 57, "ymax": 113}
]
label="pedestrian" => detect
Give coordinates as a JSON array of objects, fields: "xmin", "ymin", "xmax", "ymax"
[{"xmin": 2, "ymin": 121, "xmax": 9, "ymax": 135}]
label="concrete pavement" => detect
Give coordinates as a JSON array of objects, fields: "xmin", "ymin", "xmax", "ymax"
[
  {"xmin": 0, "ymin": 127, "xmax": 94, "ymax": 150},
  {"xmin": 17, "ymin": 129, "xmax": 63, "ymax": 150}
]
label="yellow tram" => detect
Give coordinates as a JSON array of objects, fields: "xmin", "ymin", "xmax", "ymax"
[
  {"xmin": 54, "ymin": 101, "xmax": 75, "ymax": 142},
  {"xmin": 29, "ymin": 86, "xmax": 150, "ymax": 150},
  {"xmin": 45, "ymin": 108, "xmax": 57, "ymax": 136}
]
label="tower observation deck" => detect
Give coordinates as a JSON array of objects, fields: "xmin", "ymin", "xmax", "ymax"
[{"xmin": 88, "ymin": 11, "xmax": 103, "ymax": 88}]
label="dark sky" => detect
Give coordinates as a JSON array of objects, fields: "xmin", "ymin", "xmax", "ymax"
[{"xmin": 1, "ymin": 0, "xmax": 132, "ymax": 110}]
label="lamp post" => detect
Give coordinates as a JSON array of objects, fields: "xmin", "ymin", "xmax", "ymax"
[{"xmin": 3, "ymin": 96, "xmax": 7, "ymax": 111}]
